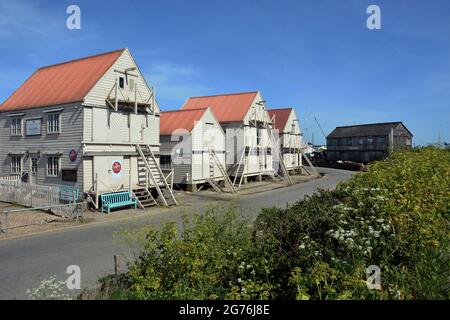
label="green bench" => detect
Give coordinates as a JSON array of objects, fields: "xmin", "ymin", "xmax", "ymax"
[{"xmin": 100, "ymin": 192, "xmax": 137, "ymax": 213}]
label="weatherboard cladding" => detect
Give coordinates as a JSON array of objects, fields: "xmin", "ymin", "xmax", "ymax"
[
  {"xmin": 159, "ymin": 135, "xmax": 192, "ymax": 184},
  {"xmin": 83, "ymin": 49, "xmax": 156, "ymax": 110},
  {"xmin": 0, "ymin": 103, "xmax": 84, "ymax": 190},
  {"xmin": 267, "ymin": 108, "xmax": 302, "ymax": 170},
  {"xmin": 327, "ymin": 122, "xmax": 412, "ymax": 138},
  {"xmin": 160, "ymin": 108, "xmax": 226, "ymax": 184}
]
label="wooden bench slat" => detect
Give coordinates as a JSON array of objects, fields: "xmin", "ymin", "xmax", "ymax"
[{"xmin": 100, "ymin": 191, "xmax": 137, "ymax": 213}]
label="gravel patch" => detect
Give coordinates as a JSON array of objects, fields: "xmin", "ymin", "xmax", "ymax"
[{"xmin": 0, "ymin": 203, "xmax": 80, "ymax": 238}]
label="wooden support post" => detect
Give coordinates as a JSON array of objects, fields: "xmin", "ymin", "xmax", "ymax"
[
  {"xmin": 114, "ymin": 255, "xmax": 120, "ymax": 275},
  {"xmin": 129, "ymin": 158, "xmax": 132, "ymax": 195},
  {"xmin": 188, "ymin": 184, "xmax": 198, "ymax": 192},
  {"xmin": 134, "ymin": 83, "xmax": 138, "ymax": 114},
  {"xmin": 152, "ymin": 86, "xmax": 156, "ymax": 113},
  {"xmin": 115, "ymin": 77, "xmax": 119, "ymax": 111}
]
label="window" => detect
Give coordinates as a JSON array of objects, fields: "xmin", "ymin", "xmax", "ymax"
[
  {"xmin": 256, "ymin": 129, "xmax": 262, "ymax": 146},
  {"xmin": 129, "ymin": 78, "xmax": 135, "ymax": 92},
  {"xmin": 347, "ymin": 137, "xmax": 353, "ymax": 146},
  {"xmin": 11, "ymin": 117, "xmax": 22, "ymax": 136},
  {"xmin": 119, "ymin": 77, "xmax": 125, "ymax": 89},
  {"xmin": 47, "ymin": 156, "xmax": 60, "ymax": 177},
  {"xmin": 406, "ymin": 137, "xmax": 412, "ymax": 146},
  {"xmin": 31, "ymin": 157, "xmax": 38, "ymax": 174},
  {"xmin": 358, "ymin": 137, "xmax": 364, "ymax": 145},
  {"xmin": 160, "ymin": 155, "xmax": 172, "ymax": 170},
  {"xmin": 11, "ymin": 155, "xmax": 22, "ymax": 174},
  {"xmin": 367, "ymin": 136, "xmax": 374, "ymax": 144},
  {"xmin": 328, "ymin": 138, "xmax": 338, "ymax": 146},
  {"xmin": 62, "ymin": 169, "xmax": 77, "ymax": 182},
  {"xmin": 47, "ymin": 113, "xmax": 60, "ymax": 134},
  {"xmin": 378, "ymin": 136, "xmax": 387, "ymax": 145}
]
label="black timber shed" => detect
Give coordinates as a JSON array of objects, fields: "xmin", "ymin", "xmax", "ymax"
[{"xmin": 326, "ymin": 122, "xmax": 413, "ymax": 163}]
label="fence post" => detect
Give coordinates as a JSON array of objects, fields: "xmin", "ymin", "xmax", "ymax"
[{"xmin": 114, "ymin": 255, "xmax": 120, "ymax": 275}]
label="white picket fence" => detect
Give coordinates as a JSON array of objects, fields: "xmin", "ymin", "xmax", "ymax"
[
  {"xmin": 0, "ymin": 180, "xmax": 81, "ymax": 217},
  {"xmin": 0, "ymin": 175, "xmax": 20, "ymax": 182}
]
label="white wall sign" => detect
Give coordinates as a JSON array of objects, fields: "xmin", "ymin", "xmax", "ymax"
[
  {"xmin": 111, "ymin": 159, "xmax": 123, "ymax": 178},
  {"xmin": 26, "ymin": 119, "xmax": 42, "ymax": 136}
]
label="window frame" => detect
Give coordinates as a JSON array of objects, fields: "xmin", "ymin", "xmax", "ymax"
[
  {"xmin": 11, "ymin": 155, "xmax": 22, "ymax": 174},
  {"xmin": 160, "ymin": 155, "xmax": 172, "ymax": 170},
  {"xmin": 31, "ymin": 156, "xmax": 38, "ymax": 174},
  {"xmin": 47, "ymin": 113, "xmax": 61, "ymax": 134},
  {"xmin": 47, "ymin": 156, "xmax": 60, "ymax": 177},
  {"xmin": 347, "ymin": 137, "xmax": 353, "ymax": 146},
  {"xmin": 406, "ymin": 137, "xmax": 412, "ymax": 146},
  {"xmin": 119, "ymin": 77, "xmax": 125, "ymax": 89},
  {"xmin": 128, "ymin": 78, "xmax": 135, "ymax": 92},
  {"xmin": 10, "ymin": 117, "xmax": 23, "ymax": 136}
]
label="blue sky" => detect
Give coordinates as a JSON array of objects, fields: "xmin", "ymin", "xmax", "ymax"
[{"xmin": 0, "ymin": 0, "xmax": 449, "ymax": 145}]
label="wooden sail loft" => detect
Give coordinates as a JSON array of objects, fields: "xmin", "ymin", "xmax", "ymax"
[
  {"xmin": 106, "ymin": 69, "xmax": 157, "ymax": 113},
  {"xmin": 249, "ymin": 104, "xmax": 272, "ymax": 126}
]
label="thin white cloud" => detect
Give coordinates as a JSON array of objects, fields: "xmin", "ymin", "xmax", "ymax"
[
  {"xmin": 0, "ymin": 0, "xmax": 61, "ymax": 40},
  {"xmin": 143, "ymin": 63, "xmax": 211, "ymax": 105}
]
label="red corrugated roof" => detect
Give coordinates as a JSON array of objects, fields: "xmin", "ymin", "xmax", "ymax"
[
  {"xmin": 160, "ymin": 108, "xmax": 208, "ymax": 135},
  {"xmin": 0, "ymin": 49, "xmax": 125, "ymax": 111},
  {"xmin": 267, "ymin": 108, "xmax": 293, "ymax": 132},
  {"xmin": 181, "ymin": 91, "xmax": 258, "ymax": 122}
]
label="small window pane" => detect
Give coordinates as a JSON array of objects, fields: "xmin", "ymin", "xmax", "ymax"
[
  {"xmin": 47, "ymin": 156, "xmax": 60, "ymax": 177},
  {"xmin": 11, "ymin": 156, "xmax": 22, "ymax": 174},
  {"xmin": 47, "ymin": 113, "xmax": 60, "ymax": 134},
  {"xmin": 11, "ymin": 117, "xmax": 22, "ymax": 136},
  {"xmin": 129, "ymin": 79, "xmax": 135, "ymax": 92},
  {"xmin": 31, "ymin": 157, "xmax": 38, "ymax": 174}
]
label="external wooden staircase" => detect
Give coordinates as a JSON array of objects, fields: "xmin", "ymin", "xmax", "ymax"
[
  {"xmin": 135, "ymin": 144, "xmax": 178, "ymax": 207},
  {"xmin": 132, "ymin": 187, "xmax": 157, "ymax": 209},
  {"xmin": 263, "ymin": 120, "xmax": 293, "ymax": 185},
  {"xmin": 206, "ymin": 149, "xmax": 237, "ymax": 194}
]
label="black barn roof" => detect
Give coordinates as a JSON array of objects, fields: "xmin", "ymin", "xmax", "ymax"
[{"xmin": 327, "ymin": 122, "xmax": 413, "ymax": 138}]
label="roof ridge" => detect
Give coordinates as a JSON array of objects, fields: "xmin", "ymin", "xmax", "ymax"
[
  {"xmin": 161, "ymin": 107, "xmax": 208, "ymax": 114},
  {"xmin": 336, "ymin": 121, "xmax": 402, "ymax": 128},
  {"xmin": 189, "ymin": 91, "xmax": 258, "ymax": 99},
  {"xmin": 267, "ymin": 107, "xmax": 293, "ymax": 111},
  {"xmin": 37, "ymin": 48, "xmax": 126, "ymax": 70}
]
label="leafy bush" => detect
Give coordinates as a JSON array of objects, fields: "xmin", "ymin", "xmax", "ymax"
[{"xmin": 98, "ymin": 147, "xmax": 449, "ymax": 300}]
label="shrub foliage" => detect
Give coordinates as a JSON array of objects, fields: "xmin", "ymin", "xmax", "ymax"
[{"xmin": 99, "ymin": 147, "xmax": 449, "ymax": 300}]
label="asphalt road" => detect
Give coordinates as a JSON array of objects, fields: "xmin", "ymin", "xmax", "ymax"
[{"xmin": 0, "ymin": 167, "xmax": 353, "ymax": 300}]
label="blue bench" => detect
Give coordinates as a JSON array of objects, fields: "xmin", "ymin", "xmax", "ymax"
[{"xmin": 100, "ymin": 192, "xmax": 137, "ymax": 213}]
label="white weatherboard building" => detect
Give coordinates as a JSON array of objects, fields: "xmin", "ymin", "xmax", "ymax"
[
  {"xmin": 181, "ymin": 92, "xmax": 292, "ymax": 187},
  {"xmin": 0, "ymin": 48, "xmax": 176, "ymax": 208},
  {"xmin": 159, "ymin": 107, "xmax": 235, "ymax": 192},
  {"xmin": 268, "ymin": 108, "xmax": 303, "ymax": 173}
]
